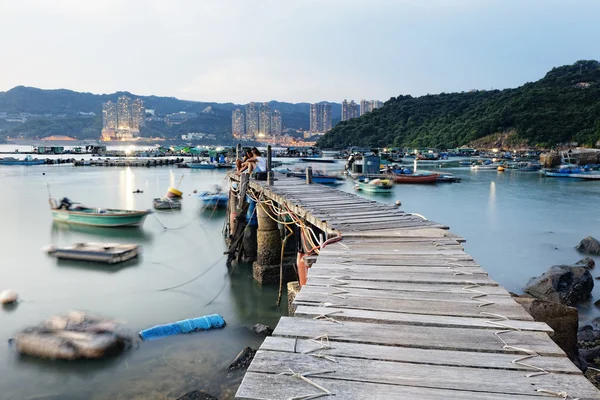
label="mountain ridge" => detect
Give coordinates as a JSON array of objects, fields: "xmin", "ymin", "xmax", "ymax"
[{"xmin": 317, "ymin": 60, "xmax": 600, "ymax": 149}]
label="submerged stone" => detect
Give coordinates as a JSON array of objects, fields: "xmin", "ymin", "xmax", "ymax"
[
  {"xmin": 576, "ymin": 236, "xmax": 600, "ymax": 255},
  {"xmin": 176, "ymin": 390, "xmax": 218, "ymax": 400}
]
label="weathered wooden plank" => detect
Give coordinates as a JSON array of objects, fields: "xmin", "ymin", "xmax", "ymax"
[
  {"xmin": 305, "ymin": 276, "xmax": 510, "ymax": 295},
  {"xmin": 293, "ymin": 291, "xmax": 533, "ymax": 320},
  {"xmin": 340, "ymin": 227, "xmax": 463, "ymax": 239},
  {"xmin": 311, "ymin": 264, "xmax": 485, "ymax": 275},
  {"xmin": 272, "ymin": 317, "xmax": 565, "ymax": 355},
  {"xmin": 248, "ymin": 351, "xmax": 600, "ymax": 398},
  {"xmin": 307, "ymin": 268, "xmax": 498, "ymax": 286},
  {"xmin": 293, "ymin": 305, "xmax": 544, "ymax": 330},
  {"xmin": 237, "ymin": 372, "xmax": 566, "ymax": 400},
  {"xmin": 314, "ymin": 257, "xmax": 480, "ymax": 267},
  {"xmin": 300, "ymin": 284, "xmax": 513, "ymax": 303},
  {"xmin": 316, "ymin": 254, "xmax": 478, "ymax": 263},
  {"xmin": 260, "ymin": 337, "xmax": 579, "ymax": 374}
]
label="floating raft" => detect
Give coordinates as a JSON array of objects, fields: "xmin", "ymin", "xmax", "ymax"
[{"xmin": 47, "ymin": 242, "xmax": 140, "ymax": 264}]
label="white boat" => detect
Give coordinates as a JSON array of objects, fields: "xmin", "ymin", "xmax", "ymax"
[
  {"xmin": 153, "ymin": 197, "xmax": 182, "ymax": 210},
  {"xmin": 354, "ymin": 178, "xmax": 394, "ymax": 193},
  {"xmin": 471, "ymin": 164, "xmax": 498, "ymax": 170}
]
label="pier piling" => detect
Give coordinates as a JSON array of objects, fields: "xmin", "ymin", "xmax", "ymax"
[{"xmin": 253, "ymin": 202, "xmax": 282, "ymax": 284}]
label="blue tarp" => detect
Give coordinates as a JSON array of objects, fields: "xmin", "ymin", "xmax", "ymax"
[{"xmin": 139, "ymin": 314, "xmax": 226, "ymax": 340}]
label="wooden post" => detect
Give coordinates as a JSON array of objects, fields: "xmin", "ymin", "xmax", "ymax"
[
  {"xmin": 306, "ymin": 166, "xmax": 313, "ymax": 184},
  {"xmin": 236, "ymin": 143, "xmax": 242, "ymax": 161},
  {"xmin": 267, "ymin": 145, "xmax": 274, "ymax": 186}
]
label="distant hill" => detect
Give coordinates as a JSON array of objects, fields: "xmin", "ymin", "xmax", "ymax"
[
  {"xmin": 0, "ymin": 86, "xmax": 341, "ymax": 139},
  {"xmin": 318, "ymin": 60, "xmax": 600, "ymax": 149}
]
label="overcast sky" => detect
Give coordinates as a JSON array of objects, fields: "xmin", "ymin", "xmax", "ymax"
[{"xmin": 1, "ymin": 0, "xmax": 599, "ymax": 103}]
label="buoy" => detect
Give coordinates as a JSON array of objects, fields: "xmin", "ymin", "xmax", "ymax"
[
  {"xmin": 395, "ymin": 200, "xmax": 402, "ymax": 206},
  {"xmin": 1, "ymin": 289, "xmax": 18, "ymax": 305}
]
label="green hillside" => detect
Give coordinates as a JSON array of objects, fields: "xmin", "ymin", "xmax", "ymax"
[{"xmin": 318, "ymin": 60, "xmax": 600, "ymax": 149}]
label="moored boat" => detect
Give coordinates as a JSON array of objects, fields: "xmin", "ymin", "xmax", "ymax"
[
  {"xmin": 188, "ymin": 161, "xmax": 216, "ymax": 169},
  {"xmin": 354, "ymin": 178, "xmax": 393, "ymax": 193},
  {"xmin": 389, "ymin": 173, "xmax": 438, "ymax": 184},
  {"xmin": 0, "ymin": 155, "xmax": 45, "ymax": 165},
  {"xmin": 50, "ymin": 197, "xmax": 152, "ymax": 227},
  {"xmin": 153, "ymin": 197, "xmax": 182, "ymax": 210},
  {"xmin": 198, "ymin": 187, "xmax": 229, "ymax": 208}
]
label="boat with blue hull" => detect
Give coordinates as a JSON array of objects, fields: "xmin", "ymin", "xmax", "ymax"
[
  {"xmin": 0, "ymin": 155, "xmax": 45, "ymax": 165},
  {"xmin": 279, "ymin": 169, "xmax": 344, "ymax": 185},
  {"xmin": 188, "ymin": 161, "xmax": 216, "ymax": 169},
  {"xmin": 198, "ymin": 188, "xmax": 228, "ymax": 208}
]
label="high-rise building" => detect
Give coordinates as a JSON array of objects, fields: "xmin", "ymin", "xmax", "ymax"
[
  {"xmin": 342, "ymin": 99, "xmax": 359, "ymax": 121},
  {"xmin": 117, "ymin": 96, "xmax": 131, "ymax": 130},
  {"xmin": 371, "ymin": 100, "xmax": 383, "ymax": 110},
  {"xmin": 360, "ymin": 99, "xmax": 383, "ymax": 116},
  {"xmin": 258, "ymin": 102, "xmax": 271, "ymax": 138},
  {"xmin": 101, "ymin": 101, "xmax": 117, "ymax": 140},
  {"xmin": 232, "ymin": 108, "xmax": 245, "ymax": 139},
  {"xmin": 101, "ymin": 96, "xmax": 144, "ymax": 140},
  {"xmin": 360, "ymin": 99, "xmax": 370, "ymax": 116},
  {"xmin": 310, "ymin": 104, "xmax": 320, "ymax": 132},
  {"xmin": 131, "ymin": 98, "xmax": 145, "ymax": 131},
  {"xmin": 245, "ymin": 102, "xmax": 259, "ymax": 138},
  {"xmin": 309, "ymin": 103, "xmax": 333, "ymax": 133},
  {"xmin": 322, "ymin": 104, "xmax": 332, "ymax": 132},
  {"xmin": 271, "ymin": 110, "xmax": 282, "ymax": 136}
]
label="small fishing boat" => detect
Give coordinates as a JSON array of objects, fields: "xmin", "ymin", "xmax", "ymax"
[
  {"xmin": 497, "ymin": 166, "xmax": 505, "ymax": 172},
  {"xmin": 471, "ymin": 163, "xmax": 498, "ymax": 170},
  {"xmin": 153, "ymin": 197, "xmax": 182, "ymax": 210},
  {"xmin": 46, "ymin": 242, "xmax": 140, "ymax": 264},
  {"xmin": 188, "ymin": 161, "xmax": 216, "ymax": 169},
  {"xmin": 354, "ymin": 178, "xmax": 393, "ymax": 193},
  {"xmin": 299, "ymin": 158, "xmax": 336, "ymax": 164},
  {"xmin": 390, "ymin": 173, "xmax": 438, "ymax": 184},
  {"xmin": 49, "ymin": 197, "xmax": 152, "ymax": 227},
  {"xmin": 0, "ymin": 155, "xmax": 45, "ymax": 165},
  {"xmin": 280, "ymin": 169, "xmax": 344, "ymax": 185},
  {"xmin": 517, "ymin": 162, "xmax": 542, "ymax": 172},
  {"xmin": 198, "ymin": 187, "xmax": 229, "ymax": 208},
  {"xmin": 436, "ymin": 173, "xmax": 462, "ymax": 183}
]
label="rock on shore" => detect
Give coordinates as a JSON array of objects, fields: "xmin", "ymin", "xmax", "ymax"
[
  {"xmin": 513, "ymin": 295, "xmax": 581, "ymax": 368},
  {"xmin": 576, "ymin": 236, "xmax": 600, "ymax": 255},
  {"xmin": 523, "ymin": 262, "xmax": 593, "ymax": 305}
]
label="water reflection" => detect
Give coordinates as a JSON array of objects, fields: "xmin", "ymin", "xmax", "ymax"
[
  {"xmin": 50, "ymin": 221, "xmax": 154, "ymax": 243},
  {"xmin": 55, "ymin": 257, "xmax": 141, "ymax": 273}
]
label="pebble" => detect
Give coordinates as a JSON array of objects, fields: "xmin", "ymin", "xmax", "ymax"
[{"xmin": 0, "ymin": 290, "xmax": 18, "ymax": 305}]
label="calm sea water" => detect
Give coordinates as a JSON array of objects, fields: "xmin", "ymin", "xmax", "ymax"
[{"xmin": 1, "ymin": 146, "xmax": 600, "ymax": 399}]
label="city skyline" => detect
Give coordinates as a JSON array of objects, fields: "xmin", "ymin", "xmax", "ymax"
[{"xmin": 2, "ymin": 1, "xmax": 599, "ymax": 103}]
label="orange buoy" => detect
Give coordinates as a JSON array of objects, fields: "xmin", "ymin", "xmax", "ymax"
[{"xmin": 297, "ymin": 252, "xmax": 308, "ymax": 287}]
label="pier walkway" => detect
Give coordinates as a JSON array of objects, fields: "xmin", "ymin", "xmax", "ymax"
[{"xmin": 232, "ymin": 173, "xmax": 600, "ymax": 400}]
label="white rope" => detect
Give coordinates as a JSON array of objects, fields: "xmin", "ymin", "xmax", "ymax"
[
  {"xmin": 462, "ymin": 283, "xmax": 496, "ymax": 307},
  {"xmin": 313, "ymin": 310, "xmax": 343, "ymax": 324},
  {"xmin": 535, "ymin": 389, "xmax": 579, "ymax": 399},
  {"xmin": 278, "ymin": 368, "xmax": 335, "ymax": 400}
]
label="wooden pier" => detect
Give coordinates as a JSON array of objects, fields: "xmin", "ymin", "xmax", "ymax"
[{"xmin": 231, "ymin": 172, "xmax": 600, "ymax": 400}]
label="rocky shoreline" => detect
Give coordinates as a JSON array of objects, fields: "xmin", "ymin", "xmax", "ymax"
[{"xmin": 516, "ymin": 236, "xmax": 600, "ymax": 387}]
